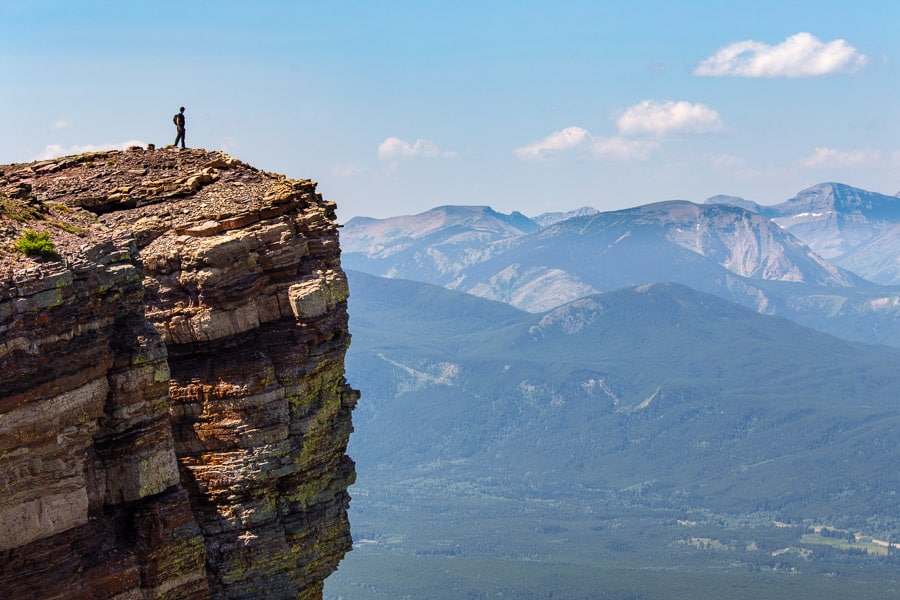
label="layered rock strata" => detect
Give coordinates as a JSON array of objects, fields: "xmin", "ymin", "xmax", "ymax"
[{"xmin": 0, "ymin": 147, "xmax": 357, "ymax": 599}]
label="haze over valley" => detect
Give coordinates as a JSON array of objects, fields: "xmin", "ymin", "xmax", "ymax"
[{"xmin": 327, "ymin": 183, "xmax": 900, "ymax": 598}]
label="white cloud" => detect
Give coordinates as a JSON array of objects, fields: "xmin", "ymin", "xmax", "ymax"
[
  {"xmin": 514, "ymin": 128, "xmax": 656, "ymax": 163},
  {"xmin": 514, "ymin": 100, "xmax": 723, "ymax": 163},
  {"xmin": 35, "ymin": 140, "xmax": 146, "ymax": 161},
  {"xmin": 694, "ymin": 32, "xmax": 867, "ymax": 78},
  {"xmin": 798, "ymin": 146, "xmax": 881, "ymax": 168},
  {"xmin": 377, "ymin": 136, "xmax": 455, "ymax": 160},
  {"xmin": 513, "ymin": 126, "xmax": 589, "ymax": 161},
  {"xmin": 616, "ymin": 100, "xmax": 723, "ymax": 137},
  {"xmin": 51, "ymin": 117, "xmax": 72, "ymax": 130}
]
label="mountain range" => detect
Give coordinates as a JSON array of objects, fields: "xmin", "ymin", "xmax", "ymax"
[
  {"xmin": 344, "ymin": 269, "xmax": 900, "ymax": 522},
  {"xmin": 341, "ymin": 183, "xmax": 900, "ymax": 347},
  {"xmin": 328, "ymin": 182, "xmax": 900, "ymax": 598}
]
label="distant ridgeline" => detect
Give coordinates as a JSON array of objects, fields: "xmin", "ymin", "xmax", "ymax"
[
  {"xmin": 345, "ymin": 269, "xmax": 900, "ymax": 521},
  {"xmin": 0, "ymin": 148, "xmax": 358, "ymax": 599},
  {"xmin": 341, "ymin": 189, "xmax": 900, "ymax": 348}
]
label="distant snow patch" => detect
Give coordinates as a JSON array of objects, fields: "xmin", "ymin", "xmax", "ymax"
[{"xmin": 788, "ymin": 211, "xmax": 832, "ymax": 219}]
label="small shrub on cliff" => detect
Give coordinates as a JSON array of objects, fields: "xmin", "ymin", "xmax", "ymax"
[{"xmin": 16, "ymin": 229, "xmax": 57, "ymax": 258}]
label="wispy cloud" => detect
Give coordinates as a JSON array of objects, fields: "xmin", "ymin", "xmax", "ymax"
[
  {"xmin": 798, "ymin": 146, "xmax": 881, "ymax": 168},
  {"xmin": 514, "ymin": 99, "xmax": 721, "ymax": 162},
  {"xmin": 513, "ymin": 127, "xmax": 589, "ymax": 161},
  {"xmin": 694, "ymin": 32, "xmax": 867, "ymax": 78},
  {"xmin": 51, "ymin": 117, "xmax": 72, "ymax": 130},
  {"xmin": 35, "ymin": 140, "xmax": 146, "ymax": 161},
  {"xmin": 616, "ymin": 100, "xmax": 723, "ymax": 137},
  {"xmin": 514, "ymin": 128, "xmax": 657, "ymax": 162},
  {"xmin": 377, "ymin": 136, "xmax": 457, "ymax": 160}
]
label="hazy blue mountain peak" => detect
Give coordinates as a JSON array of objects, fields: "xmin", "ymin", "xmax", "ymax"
[
  {"xmin": 526, "ymin": 200, "xmax": 850, "ymax": 285},
  {"xmin": 527, "ymin": 282, "xmax": 747, "ymax": 341},
  {"xmin": 769, "ymin": 183, "xmax": 900, "ymax": 222},
  {"xmin": 762, "ymin": 183, "xmax": 900, "ymax": 269},
  {"xmin": 704, "ymin": 194, "xmax": 763, "ymax": 213},
  {"xmin": 342, "ymin": 205, "xmax": 537, "ymax": 248},
  {"xmin": 531, "ymin": 206, "xmax": 600, "ymax": 228}
]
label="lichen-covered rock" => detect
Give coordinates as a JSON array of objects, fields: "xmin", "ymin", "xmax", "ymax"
[
  {"xmin": 0, "ymin": 147, "xmax": 357, "ymax": 599},
  {"xmin": 0, "ymin": 234, "xmax": 208, "ymax": 599}
]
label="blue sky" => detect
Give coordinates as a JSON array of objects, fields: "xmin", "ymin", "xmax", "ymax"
[{"xmin": 2, "ymin": 1, "xmax": 898, "ymax": 221}]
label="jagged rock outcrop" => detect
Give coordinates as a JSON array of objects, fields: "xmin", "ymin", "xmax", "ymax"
[{"xmin": 0, "ymin": 147, "xmax": 358, "ymax": 599}]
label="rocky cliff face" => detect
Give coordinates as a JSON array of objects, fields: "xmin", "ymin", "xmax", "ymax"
[{"xmin": 0, "ymin": 147, "xmax": 358, "ymax": 599}]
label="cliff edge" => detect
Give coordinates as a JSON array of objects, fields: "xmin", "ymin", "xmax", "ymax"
[{"xmin": 0, "ymin": 147, "xmax": 358, "ymax": 599}]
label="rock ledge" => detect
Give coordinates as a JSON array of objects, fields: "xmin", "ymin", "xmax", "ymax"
[{"xmin": 0, "ymin": 147, "xmax": 357, "ymax": 600}]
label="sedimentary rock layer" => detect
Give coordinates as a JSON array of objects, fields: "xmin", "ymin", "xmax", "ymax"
[{"xmin": 0, "ymin": 147, "xmax": 357, "ymax": 599}]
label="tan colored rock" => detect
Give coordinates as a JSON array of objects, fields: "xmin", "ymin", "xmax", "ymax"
[
  {"xmin": 0, "ymin": 230, "xmax": 210, "ymax": 598},
  {"xmin": 288, "ymin": 270, "xmax": 349, "ymax": 319},
  {"xmin": 0, "ymin": 148, "xmax": 357, "ymax": 599},
  {"xmin": 182, "ymin": 220, "xmax": 222, "ymax": 237}
]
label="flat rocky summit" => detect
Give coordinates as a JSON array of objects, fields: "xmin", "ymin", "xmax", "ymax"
[{"xmin": 1, "ymin": 146, "xmax": 332, "ymax": 278}]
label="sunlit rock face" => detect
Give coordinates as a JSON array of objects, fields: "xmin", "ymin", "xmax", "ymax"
[{"xmin": 0, "ymin": 147, "xmax": 357, "ymax": 599}]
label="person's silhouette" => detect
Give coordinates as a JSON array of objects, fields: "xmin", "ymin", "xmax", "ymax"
[{"xmin": 173, "ymin": 107, "xmax": 186, "ymax": 148}]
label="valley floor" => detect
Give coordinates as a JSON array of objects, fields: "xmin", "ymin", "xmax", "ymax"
[{"xmin": 325, "ymin": 481, "xmax": 900, "ymax": 600}]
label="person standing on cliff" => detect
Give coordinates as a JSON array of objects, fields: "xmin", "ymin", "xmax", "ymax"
[{"xmin": 173, "ymin": 106, "xmax": 186, "ymax": 149}]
